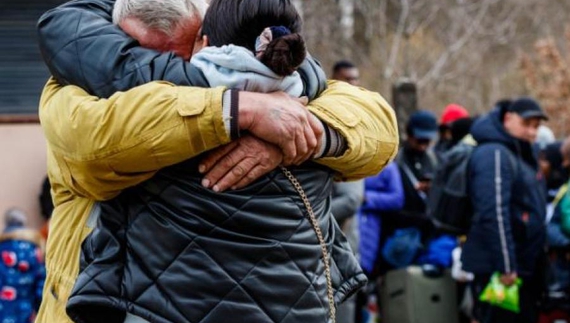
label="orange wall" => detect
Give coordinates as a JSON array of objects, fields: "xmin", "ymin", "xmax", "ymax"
[{"xmin": 0, "ymin": 124, "xmax": 47, "ymax": 231}]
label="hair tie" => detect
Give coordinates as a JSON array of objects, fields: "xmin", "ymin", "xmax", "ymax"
[{"xmin": 255, "ymin": 26, "xmax": 292, "ymax": 58}]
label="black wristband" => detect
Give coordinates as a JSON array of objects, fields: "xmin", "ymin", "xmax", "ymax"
[
  {"xmin": 322, "ymin": 120, "xmax": 332, "ymax": 157},
  {"xmin": 230, "ymin": 89, "xmax": 240, "ymax": 140}
]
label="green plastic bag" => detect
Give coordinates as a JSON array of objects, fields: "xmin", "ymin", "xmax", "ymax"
[{"xmin": 479, "ymin": 272, "xmax": 522, "ymax": 313}]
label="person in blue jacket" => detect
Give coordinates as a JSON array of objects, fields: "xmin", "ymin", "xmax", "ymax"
[
  {"xmin": 355, "ymin": 162, "xmax": 403, "ymax": 323},
  {"xmin": 358, "ymin": 162, "xmax": 405, "ymax": 275},
  {"xmin": 462, "ymin": 98, "xmax": 548, "ymax": 323},
  {"xmin": 0, "ymin": 209, "xmax": 46, "ymax": 323}
]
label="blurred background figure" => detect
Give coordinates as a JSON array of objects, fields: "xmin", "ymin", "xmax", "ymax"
[
  {"xmin": 358, "ymin": 162, "xmax": 405, "ymax": 276},
  {"xmin": 434, "ymin": 104, "xmax": 470, "ymax": 160},
  {"xmin": 539, "ymin": 137, "xmax": 570, "ymax": 322},
  {"xmin": 332, "ymin": 60, "xmax": 360, "ymax": 86},
  {"xmin": 449, "ymin": 117, "xmax": 476, "ymax": 148},
  {"xmin": 540, "ymin": 142, "xmax": 567, "ymax": 206},
  {"xmin": 38, "ymin": 176, "xmax": 53, "ymax": 241},
  {"xmin": 331, "ymin": 180, "xmax": 364, "ymax": 323},
  {"xmin": 536, "ymin": 125, "xmax": 556, "ymax": 151},
  {"xmin": 463, "ymin": 97, "xmax": 548, "ymax": 323},
  {"xmin": 0, "ymin": 208, "xmax": 46, "ymax": 323},
  {"xmin": 355, "ymin": 161, "xmax": 404, "ymax": 323},
  {"xmin": 393, "ymin": 110, "xmax": 438, "ymax": 234},
  {"xmin": 3, "ymin": 208, "xmax": 28, "ymax": 233}
]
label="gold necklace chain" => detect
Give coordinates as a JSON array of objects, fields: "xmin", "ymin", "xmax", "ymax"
[{"xmin": 280, "ymin": 166, "xmax": 336, "ymax": 323}]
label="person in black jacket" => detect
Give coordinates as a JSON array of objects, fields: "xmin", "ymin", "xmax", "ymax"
[
  {"xmin": 390, "ymin": 111, "xmax": 438, "ymax": 238},
  {"xmin": 462, "ymin": 98, "xmax": 548, "ymax": 323}
]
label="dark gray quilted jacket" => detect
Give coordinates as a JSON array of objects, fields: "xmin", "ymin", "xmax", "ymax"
[
  {"xmin": 67, "ymin": 161, "xmax": 366, "ymax": 323},
  {"xmin": 37, "ymin": 1, "xmax": 367, "ymax": 322}
]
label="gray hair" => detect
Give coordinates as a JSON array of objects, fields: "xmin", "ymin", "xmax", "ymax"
[{"xmin": 113, "ymin": 0, "xmax": 208, "ymax": 35}]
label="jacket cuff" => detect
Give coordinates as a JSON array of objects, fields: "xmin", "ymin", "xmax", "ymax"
[
  {"xmin": 222, "ymin": 89, "xmax": 240, "ymax": 140},
  {"xmin": 178, "ymin": 86, "xmax": 230, "ymax": 150},
  {"xmin": 314, "ymin": 120, "xmax": 347, "ymax": 158}
]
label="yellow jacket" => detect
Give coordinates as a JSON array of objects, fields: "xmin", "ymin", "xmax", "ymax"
[{"xmin": 37, "ymin": 78, "xmax": 398, "ymax": 322}]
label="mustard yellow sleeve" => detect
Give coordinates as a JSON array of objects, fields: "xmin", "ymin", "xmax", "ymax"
[
  {"xmin": 39, "ymin": 78, "xmax": 230, "ymax": 201},
  {"xmin": 308, "ymin": 80, "xmax": 399, "ymax": 181}
]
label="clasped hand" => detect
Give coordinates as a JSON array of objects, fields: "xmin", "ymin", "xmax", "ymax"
[{"xmin": 199, "ymin": 91, "xmax": 324, "ymax": 192}]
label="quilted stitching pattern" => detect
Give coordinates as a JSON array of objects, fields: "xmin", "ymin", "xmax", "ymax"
[{"xmin": 68, "ymin": 162, "xmax": 365, "ymax": 323}]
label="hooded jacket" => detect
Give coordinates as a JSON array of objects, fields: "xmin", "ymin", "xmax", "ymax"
[
  {"xmin": 35, "ymin": 1, "xmax": 399, "ymax": 322},
  {"xmin": 462, "ymin": 108, "xmax": 547, "ymax": 276},
  {"xmin": 190, "ymin": 45, "xmax": 304, "ymax": 97}
]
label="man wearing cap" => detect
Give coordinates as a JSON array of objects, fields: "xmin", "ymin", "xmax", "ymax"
[
  {"xmin": 462, "ymin": 97, "xmax": 548, "ymax": 323},
  {"xmin": 397, "ymin": 110, "xmax": 438, "ymax": 213},
  {"xmin": 378, "ymin": 110, "xmax": 438, "ymax": 269}
]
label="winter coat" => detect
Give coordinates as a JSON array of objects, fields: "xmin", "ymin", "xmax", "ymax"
[
  {"xmin": 462, "ymin": 108, "xmax": 547, "ymax": 276},
  {"xmin": 331, "ymin": 180, "xmax": 365, "ymax": 253},
  {"xmin": 358, "ymin": 163, "xmax": 404, "ymax": 274},
  {"xmin": 0, "ymin": 229, "xmax": 46, "ymax": 323},
  {"xmin": 392, "ymin": 145, "xmax": 437, "ymax": 230},
  {"xmin": 68, "ymin": 162, "xmax": 367, "ymax": 323},
  {"xmin": 35, "ymin": 1, "xmax": 399, "ymax": 322}
]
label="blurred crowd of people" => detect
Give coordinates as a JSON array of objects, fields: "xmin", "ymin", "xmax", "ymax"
[
  {"xmin": 3, "ymin": 57, "xmax": 569, "ymax": 323},
  {"xmin": 332, "ymin": 61, "xmax": 570, "ymax": 323}
]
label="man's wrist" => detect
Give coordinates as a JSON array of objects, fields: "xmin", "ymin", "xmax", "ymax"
[
  {"xmin": 235, "ymin": 91, "xmax": 260, "ymax": 131},
  {"xmin": 313, "ymin": 121, "xmax": 347, "ymax": 159}
]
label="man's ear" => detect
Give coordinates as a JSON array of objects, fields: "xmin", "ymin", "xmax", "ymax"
[{"xmin": 192, "ymin": 34, "xmax": 208, "ymax": 56}]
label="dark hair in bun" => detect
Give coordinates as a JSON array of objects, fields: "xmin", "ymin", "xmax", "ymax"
[
  {"xmin": 260, "ymin": 33, "xmax": 306, "ymax": 76},
  {"xmin": 202, "ymin": 0, "xmax": 305, "ymax": 76}
]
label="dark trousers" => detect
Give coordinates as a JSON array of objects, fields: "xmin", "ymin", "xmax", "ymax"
[{"xmin": 471, "ymin": 274, "xmax": 540, "ymax": 323}]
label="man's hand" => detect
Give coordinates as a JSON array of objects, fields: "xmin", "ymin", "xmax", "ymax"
[
  {"xmin": 238, "ymin": 91, "xmax": 323, "ymax": 165},
  {"xmin": 415, "ymin": 181, "xmax": 431, "ymax": 193},
  {"xmin": 199, "ymin": 135, "xmax": 283, "ymax": 192},
  {"xmin": 499, "ymin": 272, "xmax": 518, "ymax": 287}
]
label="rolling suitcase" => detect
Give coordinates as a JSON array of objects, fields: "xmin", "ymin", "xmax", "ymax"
[{"xmin": 380, "ymin": 266, "xmax": 458, "ymax": 323}]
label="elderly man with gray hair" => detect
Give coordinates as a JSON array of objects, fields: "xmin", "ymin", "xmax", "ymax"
[{"xmin": 36, "ymin": 0, "xmax": 399, "ymax": 322}]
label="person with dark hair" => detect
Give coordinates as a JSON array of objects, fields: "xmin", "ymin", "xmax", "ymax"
[
  {"xmin": 38, "ymin": 177, "xmax": 53, "ymax": 240},
  {"xmin": 186, "ymin": 3, "xmax": 308, "ymax": 96},
  {"xmin": 395, "ymin": 110, "xmax": 438, "ymax": 230},
  {"xmin": 370, "ymin": 111, "xmax": 438, "ymax": 273},
  {"xmin": 332, "ymin": 60, "xmax": 360, "ymax": 86},
  {"xmin": 449, "ymin": 117, "xmax": 476, "ymax": 147},
  {"xmin": 39, "ymin": 177, "xmax": 53, "ymax": 222},
  {"xmin": 540, "ymin": 142, "xmax": 567, "ymax": 203},
  {"xmin": 538, "ymin": 139, "xmax": 570, "ymax": 321}
]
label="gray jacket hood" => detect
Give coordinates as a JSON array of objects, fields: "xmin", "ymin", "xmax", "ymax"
[{"xmin": 191, "ymin": 45, "xmax": 304, "ymax": 97}]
